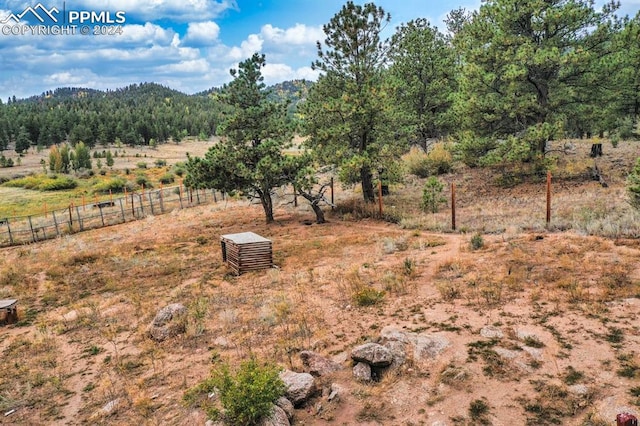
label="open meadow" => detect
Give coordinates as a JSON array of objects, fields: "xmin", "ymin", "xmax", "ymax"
[{"xmin": 0, "ymin": 139, "xmax": 639, "ymax": 425}]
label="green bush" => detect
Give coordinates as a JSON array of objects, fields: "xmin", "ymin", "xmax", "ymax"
[
  {"xmin": 2, "ymin": 174, "xmax": 77, "ymax": 191},
  {"xmin": 159, "ymin": 173, "xmax": 175, "ymax": 184},
  {"xmin": 628, "ymin": 157, "xmax": 640, "ymax": 210},
  {"xmin": 136, "ymin": 161, "xmax": 147, "ymax": 169},
  {"xmin": 135, "ymin": 174, "xmax": 153, "ymax": 188},
  {"xmin": 353, "ymin": 287, "xmax": 385, "ymax": 306},
  {"xmin": 154, "ymin": 159, "xmax": 167, "ymax": 167},
  {"xmin": 93, "ymin": 177, "xmax": 133, "ymax": 194},
  {"xmin": 421, "ymin": 176, "xmax": 446, "ymax": 213},
  {"xmin": 184, "ymin": 358, "xmax": 285, "ymax": 425},
  {"xmin": 453, "ymin": 131, "xmax": 496, "ymax": 167},
  {"xmin": 470, "ymin": 233, "xmax": 484, "ymax": 250},
  {"xmin": 403, "ymin": 144, "xmax": 453, "ymax": 178}
]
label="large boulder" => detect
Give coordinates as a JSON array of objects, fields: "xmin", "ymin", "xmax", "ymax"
[
  {"xmin": 350, "ymin": 343, "xmax": 393, "ymax": 367},
  {"xmin": 300, "ymin": 351, "xmax": 343, "ymax": 376},
  {"xmin": 279, "ymin": 370, "xmax": 315, "ymax": 406},
  {"xmin": 275, "ymin": 397, "xmax": 294, "ymax": 420},
  {"xmin": 148, "ymin": 303, "xmax": 187, "ymax": 341},
  {"xmin": 380, "ymin": 326, "xmax": 450, "ymax": 361}
]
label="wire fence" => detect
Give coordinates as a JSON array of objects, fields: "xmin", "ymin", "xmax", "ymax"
[{"xmin": 0, "ymin": 185, "xmax": 223, "ymax": 247}]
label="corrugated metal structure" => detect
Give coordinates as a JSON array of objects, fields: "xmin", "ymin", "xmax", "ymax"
[{"xmin": 220, "ymin": 232, "xmax": 273, "ymax": 275}]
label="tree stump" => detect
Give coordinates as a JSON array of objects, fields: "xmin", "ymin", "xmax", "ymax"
[{"xmin": 590, "ymin": 143, "xmax": 603, "ymax": 157}]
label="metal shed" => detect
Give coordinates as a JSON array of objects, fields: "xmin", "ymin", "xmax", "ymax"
[{"xmin": 220, "ymin": 232, "xmax": 273, "ymax": 275}]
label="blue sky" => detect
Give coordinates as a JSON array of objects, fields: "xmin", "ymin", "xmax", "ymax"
[{"xmin": 1, "ymin": 0, "xmax": 639, "ymax": 101}]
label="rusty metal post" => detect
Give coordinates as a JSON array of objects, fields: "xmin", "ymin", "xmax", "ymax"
[
  {"xmin": 5, "ymin": 218, "xmax": 13, "ymax": 245},
  {"xmin": 546, "ymin": 171, "xmax": 552, "ymax": 226},
  {"xmin": 330, "ymin": 177, "xmax": 334, "ymax": 210},
  {"xmin": 451, "ymin": 182, "xmax": 456, "ymax": 231},
  {"xmin": 378, "ymin": 180, "xmax": 383, "ymax": 217}
]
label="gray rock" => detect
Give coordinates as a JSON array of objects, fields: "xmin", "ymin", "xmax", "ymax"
[
  {"xmin": 568, "ymin": 384, "xmax": 590, "ymax": 396},
  {"xmin": 380, "ymin": 326, "xmax": 450, "ymax": 361},
  {"xmin": 521, "ymin": 346, "xmax": 543, "ymax": 361},
  {"xmin": 275, "ymin": 396, "xmax": 294, "ymax": 420},
  {"xmin": 353, "ymin": 362, "xmax": 372, "ymax": 382},
  {"xmin": 351, "ymin": 343, "xmax": 393, "ymax": 367},
  {"xmin": 259, "ymin": 405, "xmax": 290, "ymax": 426},
  {"xmin": 328, "ymin": 383, "xmax": 344, "ymax": 402},
  {"xmin": 494, "ymin": 347, "xmax": 519, "ymax": 359},
  {"xmin": 480, "ymin": 325, "xmax": 504, "ymax": 339},
  {"xmin": 101, "ymin": 398, "xmax": 120, "ymax": 415},
  {"xmin": 279, "ymin": 370, "xmax": 315, "ymax": 406},
  {"xmin": 300, "ymin": 351, "xmax": 342, "ymax": 376},
  {"xmin": 148, "ymin": 303, "xmax": 187, "ymax": 341},
  {"xmin": 383, "ymin": 340, "xmax": 407, "ymax": 368}
]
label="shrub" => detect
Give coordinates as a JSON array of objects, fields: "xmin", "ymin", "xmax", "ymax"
[
  {"xmin": 154, "ymin": 159, "xmax": 167, "ymax": 167},
  {"xmin": 207, "ymin": 358, "xmax": 285, "ymax": 425},
  {"xmin": 453, "ymin": 131, "xmax": 496, "ymax": 167},
  {"xmin": 136, "ymin": 162, "xmax": 147, "ymax": 169},
  {"xmin": 159, "ymin": 173, "xmax": 175, "ymax": 185},
  {"xmin": 421, "ymin": 176, "xmax": 446, "ymax": 213},
  {"xmin": 135, "ymin": 174, "xmax": 153, "ymax": 188},
  {"xmin": 404, "ymin": 143, "xmax": 453, "ymax": 178},
  {"xmin": 628, "ymin": 157, "xmax": 640, "ymax": 209},
  {"xmin": 2, "ymin": 174, "xmax": 77, "ymax": 191},
  {"xmin": 353, "ymin": 287, "xmax": 385, "ymax": 306},
  {"xmin": 39, "ymin": 176, "xmax": 78, "ymax": 191},
  {"xmin": 93, "ymin": 177, "xmax": 133, "ymax": 194},
  {"xmin": 470, "ymin": 233, "xmax": 484, "ymax": 250}
]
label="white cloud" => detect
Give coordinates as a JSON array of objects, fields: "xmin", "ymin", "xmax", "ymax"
[
  {"xmin": 262, "ymin": 63, "xmax": 319, "ymax": 84},
  {"xmin": 76, "ymin": 0, "xmax": 237, "ymax": 23},
  {"xmin": 185, "ymin": 21, "xmax": 220, "ymax": 45},
  {"xmin": 227, "ymin": 33, "xmax": 263, "ymax": 60},
  {"xmin": 158, "ymin": 58, "xmax": 210, "ymax": 74},
  {"xmin": 120, "ymin": 22, "xmax": 175, "ymax": 45},
  {"xmin": 44, "ymin": 69, "xmax": 99, "ymax": 85},
  {"xmin": 260, "ymin": 23, "xmax": 324, "ymax": 45}
]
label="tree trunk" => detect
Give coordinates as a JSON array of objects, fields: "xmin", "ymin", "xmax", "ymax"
[
  {"xmin": 299, "ymin": 192, "xmax": 326, "ymax": 224},
  {"xmin": 258, "ymin": 190, "xmax": 274, "ymax": 223},
  {"xmin": 360, "ymin": 166, "xmax": 375, "ymax": 203}
]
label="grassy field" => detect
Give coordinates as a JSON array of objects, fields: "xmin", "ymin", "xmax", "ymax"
[{"xmin": 0, "ymin": 139, "xmax": 638, "ymax": 425}]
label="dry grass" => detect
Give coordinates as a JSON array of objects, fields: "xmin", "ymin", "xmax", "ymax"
[{"xmin": 0, "ymin": 139, "xmax": 638, "ymax": 424}]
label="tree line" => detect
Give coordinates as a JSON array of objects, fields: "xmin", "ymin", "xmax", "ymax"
[{"xmin": 187, "ymin": 0, "xmax": 640, "ymax": 223}]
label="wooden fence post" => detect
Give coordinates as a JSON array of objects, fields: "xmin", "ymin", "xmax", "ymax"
[
  {"xmin": 28, "ymin": 216, "xmax": 36, "ymax": 242},
  {"xmin": 52, "ymin": 211, "xmax": 60, "ymax": 236},
  {"xmin": 5, "ymin": 219, "xmax": 13, "ymax": 245},
  {"xmin": 451, "ymin": 182, "xmax": 456, "ymax": 231},
  {"xmin": 118, "ymin": 198, "xmax": 126, "ymax": 222}
]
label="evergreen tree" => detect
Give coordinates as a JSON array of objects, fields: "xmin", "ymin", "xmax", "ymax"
[{"xmin": 185, "ymin": 54, "xmax": 294, "ymax": 223}]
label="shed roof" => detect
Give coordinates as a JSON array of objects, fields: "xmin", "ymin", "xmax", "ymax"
[{"xmin": 220, "ymin": 232, "xmax": 271, "ymax": 244}]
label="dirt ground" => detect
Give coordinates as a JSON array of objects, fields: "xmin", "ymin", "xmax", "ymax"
[{"xmin": 0, "ymin": 140, "xmax": 639, "ymax": 425}]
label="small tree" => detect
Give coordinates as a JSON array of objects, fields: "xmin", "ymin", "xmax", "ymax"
[
  {"xmin": 106, "ymin": 150, "xmax": 114, "ymax": 167},
  {"xmin": 185, "ymin": 53, "xmax": 294, "ymax": 223},
  {"xmin": 628, "ymin": 157, "xmax": 640, "ymax": 209},
  {"xmin": 72, "ymin": 141, "xmax": 92, "ymax": 171},
  {"xmin": 421, "ymin": 176, "xmax": 446, "ymax": 213}
]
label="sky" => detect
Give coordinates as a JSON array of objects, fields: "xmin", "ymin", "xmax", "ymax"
[{"xmin": 1, "ymin": 0, "xmax": 639, "ymax": 101}]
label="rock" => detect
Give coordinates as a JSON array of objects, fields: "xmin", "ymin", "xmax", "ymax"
[
  {"xmin": 521, "ymin": 346, "xmax": 543, "ymax": 361},
  {"xmin": 259, "ymin": 405, "xmax": 290, "ymax": 426},
  {"xmin": 413, "ymin": 334, "xmax": 450, "ymax": 360},
  {"xmin": 353, "ymin": 362, "xmax": 372, "ymax": 382},
  {"xmin": 280, "ymin": 370, "xmax": 315, "ymax": 406},
  {"xmin": 383, "ymin": 340, "xmax": 407, "ymax": 368},
  {"xmin": 380, "ymin": 326, "xmax": 450, "ymax": 361},
  {"xmin": 148, "ymin": 303, "xmax": 187, "ymax": 342},
  {"xmin": 332, "ymin": 352, "xmax": 348, "ymax": 365},
  {"xmin": 300, "ymin": 351, "xmax": 342, "ymax": 376},
  {"xmin": 327, "ymin": 383, "xmax": 344, "ymax": 402},
  {"xmin": 494, "ymin": 347, "xmax": 519, "ymax": 359},
  {"xmin": 212, "ymin": 336, "xmax": 230, "ymax": 348},
  {"xmin": 568, "ymin": 384, "xmax": 590, "ymax": 396},
  {"xmin": 351, "ymin": 343, "xmax": 393, "ymax": 367},
  {"xmin": 275, "ymin": 396, "xmax": 294, "ymax": 420},
  {"xmin": 480, "ymin": 325, "xmax": 504, "ymax": 339},
  {"xmin": 101, "ymin": 398, "xmax": 120, "ymax": 415}
]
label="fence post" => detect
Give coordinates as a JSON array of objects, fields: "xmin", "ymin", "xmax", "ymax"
[
  {"xmin": 546, "ymin": 171, "xmax": 552, "ymax": 227},
  {"xmin": 75, "ymin": 205, "xmax": 84, "ymax": 231},
  {"xmin": 159, "ymin": 187, "xmax": 165, "ymax": 213},
  {"xmin": 68, "ymin": 202, "xmax": 74, "ymax": 229},
  {"xmin": 377, "ymin": 181, "xmax": 383, "ymax": 217},
  {"xmin": 138, "ymin": 194, "xmax": 144, "ymax": 216},
  {"xmin": 131, "ymin": 192, "xmax": 135, "ymax": 218},
  {"xmin": 148, "ymin": 192, "xmax": 154, "ymax": 215},
  {"xmin": 178, "ymin": 184, "xmax": 184, "ymax": 208},
  {"xmin": 28, "ymin": 216, "xmax": 36, "ymax": 242},
  {"xmin": 294, "ymin": 185, "xmax": 298, "ymax": 207},
  {"xmin": 52, "ymin": 210, "xmax": 60, "ymax": 236},
  {"xmin": 98, "ymin": 205, "xmax": 105, "ymax": 226},
  {"xmin": 330, "ymin": 177, "xmax": 334, "ymax": 210},
  {"xmin": 6, "ymin": 219, "xmax": 13, "ymax": 245},
  {"xmin": 118, "ymin": 198, "xmax": 126, "ymax": 222},
  {"xmin": 451, "ymin": 182, "xmax": 456, "ymax": 231}
]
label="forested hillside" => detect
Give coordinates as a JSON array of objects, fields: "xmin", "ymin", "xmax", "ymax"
[{"xmin": 0, "ymin": 80, "xmax": 309, "ymax": 153}]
